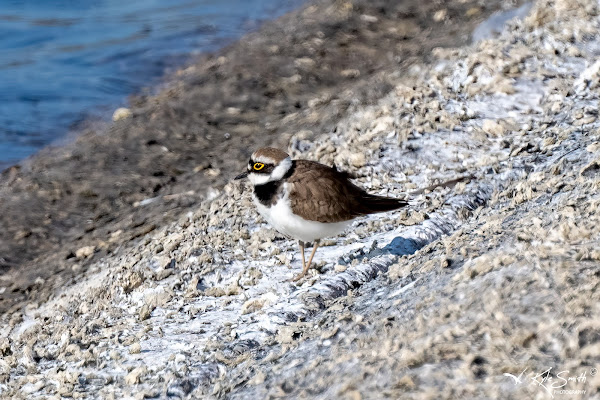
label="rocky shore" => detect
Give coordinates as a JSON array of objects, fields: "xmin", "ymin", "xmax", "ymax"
[
  {"xmin": 2, "ymin": 0, "xmax": 600, "ymax": 399},
  {"xmin": 0, "ymin": 0, "xmax": 515, "ymax": 314}
]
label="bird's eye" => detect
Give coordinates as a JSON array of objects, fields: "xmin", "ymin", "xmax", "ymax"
[{"xmin": 253, "ymin": 162, "xmax": 265, "ymax": 171}]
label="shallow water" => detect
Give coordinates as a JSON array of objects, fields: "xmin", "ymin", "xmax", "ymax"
[{"xmin": 0, "ymin": 0, "xmax": 302, "ymax": 169}]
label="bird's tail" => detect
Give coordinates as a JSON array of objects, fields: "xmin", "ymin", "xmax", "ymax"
[{"xmin": 359, "ymin": 194, "xmax": 408, "ymax": 215}]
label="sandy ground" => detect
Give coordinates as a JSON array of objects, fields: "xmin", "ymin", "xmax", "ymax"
[{"xmin": 2, "ymin": 0, "xmax": 600, "ymax": 399}]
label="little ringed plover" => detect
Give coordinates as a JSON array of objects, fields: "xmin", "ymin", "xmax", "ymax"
[{"xmin": 235, "ymin": 147, "xmax": 407, "ymax": 281}]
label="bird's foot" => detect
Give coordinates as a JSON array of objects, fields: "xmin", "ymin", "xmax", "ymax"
[{"xmin": 287, "ymin": 272, "xmax": 307, "ymax": 282}]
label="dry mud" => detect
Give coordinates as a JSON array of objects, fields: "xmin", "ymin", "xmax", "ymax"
[{"xmin": 2, "ymin": 0, "xmax": 600, "ymax": 399}]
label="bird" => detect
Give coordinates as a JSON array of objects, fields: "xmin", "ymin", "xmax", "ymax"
[{"xmin": 235, "ymin": 147, "xmax": 407, "ymax": 281}]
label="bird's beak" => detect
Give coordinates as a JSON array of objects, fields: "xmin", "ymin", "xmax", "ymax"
[{"xmin": 234, "ymin": 171, "xmax": 248, "ymax": 180}]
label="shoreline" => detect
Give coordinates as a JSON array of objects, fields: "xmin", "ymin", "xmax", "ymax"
[
  {"xmin": 0, "ymin": 0, "xmax": 304, "ymax": 170},
  {"xmin": 0, "ymin": 0, "xmax": 515, "ymax": 312}
]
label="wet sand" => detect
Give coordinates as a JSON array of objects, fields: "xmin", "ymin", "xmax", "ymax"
[{"xmin": 0, "ymin": 0, "xmax": 515, "ymax": 313}]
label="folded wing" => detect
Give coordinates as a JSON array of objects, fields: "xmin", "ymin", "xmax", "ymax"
[{"xmin": 288, "ymin": 160, "xmax": 407, "ymax": 223}]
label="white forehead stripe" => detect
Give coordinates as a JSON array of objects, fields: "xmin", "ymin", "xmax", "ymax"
[
  {"xmin": 271, "ymin": 157, "xmax": 292, "ymax": 180},
  {"xmin": 253, "ymin": 155, "xmax": 277, "ymax": 165}
]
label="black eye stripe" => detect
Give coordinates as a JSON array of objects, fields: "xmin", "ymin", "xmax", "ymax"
[{"xmin": 248, "ymin": 161, "xmax": 274, "ymax": 173}]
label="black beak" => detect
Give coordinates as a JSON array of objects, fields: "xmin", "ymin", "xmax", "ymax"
[{"xmin": 234, "ymin": 171, "xmax": 248, "ymax": 180}]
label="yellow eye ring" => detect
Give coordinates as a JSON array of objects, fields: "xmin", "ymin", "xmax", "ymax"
[{"xmin": 253, "ymin": 162, "xmax": 265, "ymax": 171}]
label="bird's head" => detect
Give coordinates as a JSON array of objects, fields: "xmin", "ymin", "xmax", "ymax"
[{"xmin": 235, "ymin": 147, "xmax": 292, "ymax": 185}]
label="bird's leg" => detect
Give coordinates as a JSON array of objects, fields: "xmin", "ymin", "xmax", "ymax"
[
  {"xmin": 299, "ymin": 240, "xmax": 306, "ymax": 271},
  {"xmin": 305, "ymin": 240, "xmax": 320, "ymax": 272},
  {"xmin": 292, "ymin": 240, "xmax": 320, "ymax": 281},
  {"xmin": 289, "ymin": 241, "xmax": 306, "ymax": 282}
]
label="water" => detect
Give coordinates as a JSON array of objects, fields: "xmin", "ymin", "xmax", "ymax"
[{"xmin": 0, "ymin": 0, "xmax": 303, "ymax": 169}]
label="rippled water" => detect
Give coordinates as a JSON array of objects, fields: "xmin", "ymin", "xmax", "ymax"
[{"xmin": 0, "ymin": 0, "xmax": 302, "ymax": 169}]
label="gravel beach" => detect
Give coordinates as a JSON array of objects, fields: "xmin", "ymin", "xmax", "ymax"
[
  {"xmin": 2, "ymin": 0, "xmax": 600, "ymax": 399},
  {"xmin": 0, "ymin": 0, "xmax": 516, "ymax": 314}
]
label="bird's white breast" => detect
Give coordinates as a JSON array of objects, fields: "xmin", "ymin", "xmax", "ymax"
[{"xmin": 253, "ymin": 183, "xmax": 351, "ymax": 243}]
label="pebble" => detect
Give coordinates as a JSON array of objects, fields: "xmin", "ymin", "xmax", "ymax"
[
  {"xmin": 481, "ymin": 119, "xmax": 505, "ymax": 136},
  {"xmin": 350, "ymin": 153, "xmax": 367, "ymax": 168},
  {"xmin": 75, "ymin": 245, "xmax": 95, "ymax": 259},
  {"xmin": 433, "ymin": 9, "xmax": 447, "ymax": 22},
  {"xmin": 294, "ymin": 57, "xmax": 316, "ymax": 69},
  {"xmin": 129, "ymin": 343, "xmax": 141, "ymax": 354},
  {"xmin": 112, "ymin": 107, "xmax": 132, "ymax": 121},
  {"xmin": 340, "ymin": 69, "xmax": 361, "ymax": 78},
  {"xmin": 125, "ymin": 366, "xmax": 147, "ymax": 385}
]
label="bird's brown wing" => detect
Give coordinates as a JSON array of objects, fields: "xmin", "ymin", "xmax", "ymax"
[{"xmin": 287, "ymin": 160, "xmax": 407, "ymax": 223}]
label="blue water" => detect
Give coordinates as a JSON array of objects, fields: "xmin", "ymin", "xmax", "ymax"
[{"xmin": 0, "ymin": 0, "xmax": 302, "ymax": 169}]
